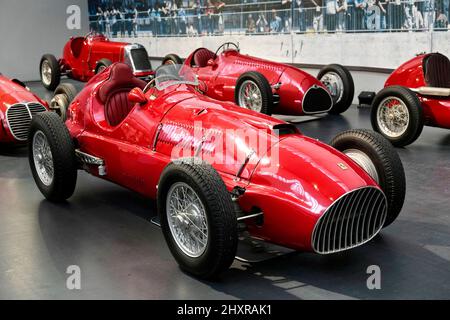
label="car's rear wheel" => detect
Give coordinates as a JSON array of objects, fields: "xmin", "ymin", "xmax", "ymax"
[
  {"xmin": 371, "ymin": 86, "xmax": 424, "ymax": 147},
  {"xmin": 318, "ymin": 64, "xmax": 354, "ymax": 114},
  {"xmin": 40, "ymin": 54, "xmax": 61, "ymax": 91},
  {"xmin": 28, "ymin": 112, "xmax": 77, "ymax": 202},
  {"xmin": 330, "ymin": 129, "xmax": 406, "ymax": 227},
  {"xmin": 51, "ymin": 83, "xmax": 78, "ymax": 121},
  {"xmin": 158, "ymin": 158, "xmax": 238, "ymax": 279},
  {"xmin": 235, "ymin": 71, "xmax": 273, "ymax": 115},
  {"xmin": 95, "ymin": 58, "xmax": 112, "ymax": 74},
  {"xmin": 162, "ymin": 54, "xmax": 183, "ymax": 65}
]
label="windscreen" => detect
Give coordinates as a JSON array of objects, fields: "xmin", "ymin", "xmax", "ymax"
[{"xmin": 154, "ymin": 64, "xmax": 198, "ymax": 90}]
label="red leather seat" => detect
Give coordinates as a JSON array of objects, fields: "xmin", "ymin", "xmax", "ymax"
[
  {"xmin": 98, "ymin": 63, "xmax": 147, "ymax": 126},
  {"xmin": 192, "ymin": 48, "xmax": 215, "ymax": 68},
  {"xmin": 423, "ymin": 53, "xmax": 450, "ymax": 88}
]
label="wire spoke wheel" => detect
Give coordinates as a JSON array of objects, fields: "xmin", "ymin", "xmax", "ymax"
[
  {"xmin": 238, "ymin": 80, "xmax": 262, "ymax": 112},
  {"xmin": 343, "ymin": 149, "xmax": 379, "ymax": 183},
  {"xmin": 32, "ymin": 130, "xmax": 54, "ymax": 186},
  {"xmin": 41, "ymin": 60, "xmax": 52, "ymax": 86},
  {"xmin": 167, "ymin": 182, "xmax": 208, "ymax": 258},
  {"xmin": 320, "ymin": 71, "xmax": 344, "ymax": 104},
  {"xmin": 377, "ymin": 96, "xmax": 410, "ymax": 138}
]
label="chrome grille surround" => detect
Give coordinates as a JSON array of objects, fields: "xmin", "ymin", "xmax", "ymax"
[
  {"xmin": 5, "ymin": 102, "xmax": 46, "ymax": 141},
  {"xmin": 311, "ymin": 186, "xmax": 387, "ymax": 254}
]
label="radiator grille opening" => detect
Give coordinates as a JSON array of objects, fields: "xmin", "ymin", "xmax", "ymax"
[
  {"xmin": 312, "ymin": 187, "xmax": 387, "ymax": 254},
  {"xmin": 302, "ymin": 85, "xmax": 333, "ymax": 114},
  {"xmin": 130, "ymin": 48, "xmax": 152, "ymax": 71},
  {"xmin": 6, "ymin": 102, "xmax": 46, "ymax": 141}
]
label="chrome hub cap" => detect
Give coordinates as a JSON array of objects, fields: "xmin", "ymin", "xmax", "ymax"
[
  {"xmin": 377, "ymin": 97, "xmax": 410, "ymax": 138},
  {"xmin": 166, "ymin": 182, "xmax": 208, "ymax": 258},
  {"xmin": 32, "ymin": 131, "xmax": 54, "ymax": 186},
  {"xmin": 344, "ymin": 149, "xmax": 379, "ymax": 183},
  {"xmin": 50, "ymin": 94, "xmax": 67, "ymax": 120},
  {"xmin": 41, "ymin": 61, "xmax": 52, "ymax": 86},
  {"xmin": 238, "ymin": 80, "xmax": 263, "ymax": 112},
  {"xmin": 320, "ymin": 71, "xmax": 344, "ymax": 103},
  {"xmin": 97, "ymin": 65, "xmax": 107, "ymax": 74}
]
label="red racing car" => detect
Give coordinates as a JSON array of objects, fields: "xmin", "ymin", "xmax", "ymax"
[
  {"xmin": 28, "ymin": 63, "xmax": 405, "ymax": 279},
  {"xmin": 0, "ymin": 73, "xmax": 48, "ymax": 144},
  {"xmin": 162, "ymin": 42, "xmax": 354, "ymax": 116},
  {"xmin": 39, "ymin": 32, "xmax": 154, "ymax": 90},
  {"xmin": 371, "ymin": 52, "xmax": 450, "ymax": 146}
]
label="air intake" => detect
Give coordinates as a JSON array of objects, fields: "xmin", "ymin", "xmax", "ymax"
[
  {"xmin": 311, "ymin": 187, "xmax": 387, "ymax": 254},
  {"xmin": 6, "ymin": 102, "xmax": 46, "ymax": 141},
  {"xmin": 302, "ymin": 85, "xmax": 333, "ymax": 114}
]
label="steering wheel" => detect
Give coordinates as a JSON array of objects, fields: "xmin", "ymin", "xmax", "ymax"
[{"xmin": 214, "ymin": 42, "xmax": 239, "ymax": 59}]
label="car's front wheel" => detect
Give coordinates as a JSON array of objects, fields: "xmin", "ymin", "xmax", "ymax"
[
  {"xmin": 157, "ymin": 158, "xmax": 238, "ymax": 279},
  {"xmin": 28, "ymin": 112, "xmax": 77, "ymax": 202},
  {"xmin": 235, "ymin": 71, "xmax": 273, "ymax": 115},
  {"xmin": 40, "ymin": 54, "xmax": 61, "ymax": 91},
  {"xmin": 51, "ymin": 83, "xmax": 78, "ymax": 121},
  {"xmin": 95, "ymin": 58, "xmax": 112, "ymax": 74},
  {"xmin": 330, "ymin": 129, "xmax": 406, "ymax": 227},
  {"xmin": 371, "ymin": 86, "xmax": 424, "ymax": 147},
  {"xmin": 318, "ymin": 64, "xmax": 354, "ymax": 114}
]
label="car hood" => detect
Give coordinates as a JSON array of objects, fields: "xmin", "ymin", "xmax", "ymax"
[{"xmin": 0, "ymin": 76, "xmax": 41, "ymax": 108}]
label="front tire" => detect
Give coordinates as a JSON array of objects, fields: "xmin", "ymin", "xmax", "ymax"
[
  {"xmin": 371, "ymin": 86, "xmax": 424, "ymax": 147},
  {"xmin": 28, "ymin": 112, "xmax": 77, "ymax": 202},
  {"xmin": 157, "ymin": 158, "xmax": 238, "ymax": 279},
  {"xmin": 330, "ymin": 129, "xmax": 406, "ymax": 227},
  {"xmin": 235, "ymin": 71, "xmax": 273, "ymax": 115},
  {"xmin": 95, "ymin": 58, "xmax": 112, "ymax": 74},
  {"xmin": 318, "ymin": 64, "xmax": 354, "ymax": 114},
  {"xmin": 40, "ymin": 54, "xmax": 61, "ymax": 91},
  {"xmin": 162, "ymin": 54, "xmax": 183, "ymax": 65},
  {"xmin": 51, "ymin": 83, "xmax": 78, "ymax": 120}
]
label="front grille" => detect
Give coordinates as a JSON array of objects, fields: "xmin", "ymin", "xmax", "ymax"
[
  {"xmin": 302, "ymin": 85, "xmax": 333, "ymax": 114},
  {"xmin": 312, "ymin": 187, "xmax": 387, "ymax": 254},
  {"xmin": 130, "ymin": 48, "xmax": 152, "ymax": 71},
  {"xmin": 6, "ymin": 102, "xmax": 46, "ymax": 141}
]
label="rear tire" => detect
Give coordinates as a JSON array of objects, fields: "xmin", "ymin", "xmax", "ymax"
[
  {"xmin": 95, "ymin": 58, "xmax": 112, "ymax": 74},
  {"xmin": 51, "ymin": 83, "xmax": 78, "ymax": 120},
  {"xmin": 162, "ymin": 54, "xmax": 183, "ymax": 65},
  {"xmin": 318, "ymin": 64, "xmax": 354, "ymax": 114},
  {"xmin": 158, "ymin": 158, "xmax": 238, "ymax": 279},
  {"xmin": 371, "ymin": 86, "xmax": 424, "ymax": 147},
  {"xmin": 28, "ymin": 112, "xmax": 77, "ymax": 202},
  {"xmin": 330, "ymin": 129, "xmax": 406, "ymax": 227},
  {"xmin": 40, "ymin": 54, "xmax": 61, "ymax": 91},
  {"xmin": 235, "ymin": 71, "xmax": 273, "ymax": 115}
]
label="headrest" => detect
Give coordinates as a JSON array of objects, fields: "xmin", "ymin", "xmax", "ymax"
[{"xmin": 98, "ymin": 63, "xmax": 146, "ymax": 103}]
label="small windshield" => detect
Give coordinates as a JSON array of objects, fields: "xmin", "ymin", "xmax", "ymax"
[{"xmin": 154, "ymin": 64, "xmax": 198, "ymax": 90}]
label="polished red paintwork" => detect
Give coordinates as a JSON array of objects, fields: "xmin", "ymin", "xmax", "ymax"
[
  {"xmin": 183, "ymin": 49, "xmax": 330, "ymax": 115},
  {"xmin": 65, "ymin": 65, "xmax": 380, "ymax": 252},
  {"xmin": 59, "ymin": 34, "xmax": 153, "ymax": 82},
  {"xmin": 0, "ymin": 74, "xmax": 48, "ymax": 143},
  {"xmin": 385, "ymin": 53, "xmax": 450, "ymax": 129}
]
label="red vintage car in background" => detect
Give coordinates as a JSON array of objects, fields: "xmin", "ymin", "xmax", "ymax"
[
  {"xmin": 371, "ymin": 52, "xmax": 450, "ymax": 146},
  {"xmin": 28, "ymin": 63, "xmax": 405, "ymax": 279},
  {"xmin": 0, "ymin": 73, "xmax": 48, "ymax": 143},
  {"xmin": 39, "ymin": 32, "xmax": 154, "ymax": 90},
  {"xmin": 162, "ymin": 42, "xmax": 354, "ymax": 116}
]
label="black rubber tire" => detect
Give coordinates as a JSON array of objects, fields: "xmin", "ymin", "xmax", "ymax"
[
  {"xmin": 28, "ymin": 112, "xmax": 77, "ymax": 202},
  {"xmin": 318, "ymin": 64, "xmax": 354, "ymax": 114},
  {"xmin": 95, "ymin": 58, "xmax": 112, "ymax": 74},
  {"xmin": 157, "ymin": 158, "xmax": 238, "ymax": 279},
  {"xmin": 235, "ymin": 71, "xmax": 273, "ymax": 115},
  {"xmin": 52, "ymin": 83, "xmax": 78, "ymax": 121},
  {"xmin": 330, "ymin": 129, "xmax": 406, "ymax": 228},
  {"xmin": 162, "ymin": 54, "xmax": 183, "ymax": 65},
  {"xmin": 371, "ymin": 86, "xmax": 424, "ymax": 147},
  {"xmin": 40, "ymin": 54, "xmax": 61, "ymax": 91}
]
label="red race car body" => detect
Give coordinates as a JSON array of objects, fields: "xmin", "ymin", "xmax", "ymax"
[
  {"xmin": 163, "ymin": 43, "xmax": 355, "ymax": 116},
  {"xmin": 40, "ymin": 33, "xmax": 154, "ymax": 90},
  {"xmin": 0, "ymin": 74, "xmax": 48, "ymax": 143},
  {"xmin": 371, "ymin": 52, "xmax": 450, "ymax": 146},
  {"xmin": 28, "ymin": 63, "xmax": 405, "ymax": 278}
]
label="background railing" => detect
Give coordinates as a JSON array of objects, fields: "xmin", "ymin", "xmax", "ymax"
[{"xmin": 88, "ymin": 0, "xmax": 450, "ymax": 37}]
